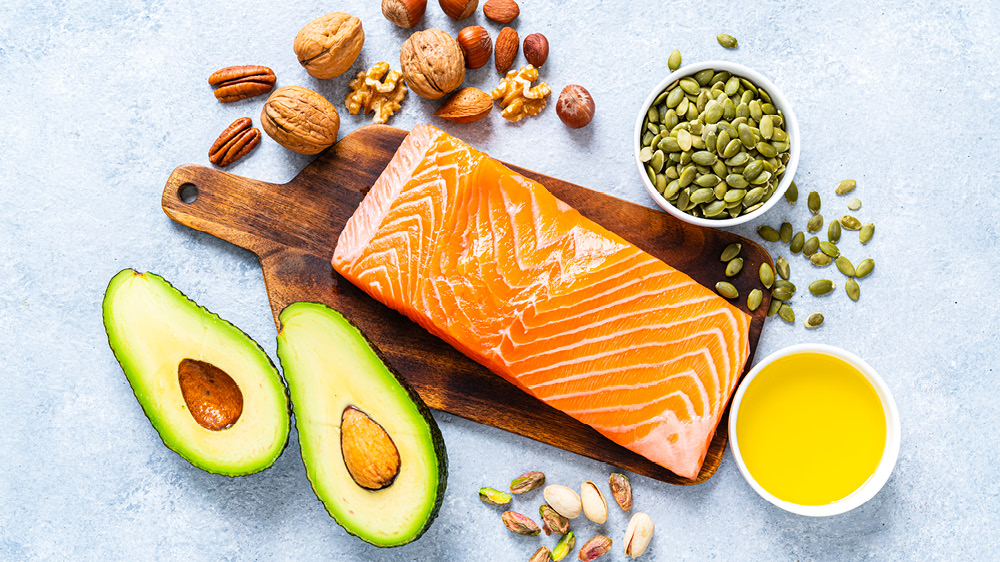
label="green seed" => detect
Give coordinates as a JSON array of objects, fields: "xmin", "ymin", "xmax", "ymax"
[
  {"xmin": 846, "ymin": 278, "xmax": 860, "ymax": 301},
  {"xmin": 809, "ymin": 279, "xmax": 836, "ymax": 295},
  {"xmin": 690, "ymin": 187, "xmax": 715, "ymax": 204},
  {"xmin": 647, "ymin": 106, "xmax": 659, "ymax": 124},
  {"xmin": 810, "ymin": 253, "xmax": 832, "ymax": 266},
  {"xmin": 860, "ymin": 222, "xmax": 875, "ymax": 244},
  {"xmin": 743, "ymin": 187, "xmax": 766, "ymax": 207},
  {"xmin": 785, "ymin": 181, "xmax": 798, "ymax": 204},
  {"xmin": 724, "ymin": 189, "xmax": 746, "ymax": 203},
  {"xmin": 726, "ymin": 174, "xmax": 749, "ymax": 189},
  {"xmin": 759, "ymin": 262, "xmax": 775, "ymax": 288},
  {"xmin": 828, "ymin": 219, "xmax": 842, "ymax": 243},
  {"xmin": 802, "ymin": 236, "xmax": 819, "ymax": 257},
  {"xmin": 703, "ymin": 200, "xmax": 727, "ymax": 216},
  {"xmin": 668, "ymin": 49, "xmax": 682, "ymax": 71},
  {"xmin": 676, "ymin": 129, "xmax": 692, "ymax": 151},
  {"xmin": 666, "ymin": 87, "xmax": 685, "ymax": 108},
  {"xmin": 694, "ymin": 68, "xmax": 716, "ymax": 85},
  {"xmin": 841, "ymin": 215, "xmax": 862, "ymax": 230},
  {"xmin": 774, "ymin": 279, "xmax": 796, "ymax": 292},
  {"xmin": 856, "ymin": 258, "xmax": 875, "ymax": 278},
  {"xmin": 756, "ymin": 141, "xmax": 778, "ymax": 158},
  {"xmin": 808, "ymin": 191, "xmax": 821, "ymax": 214},
  {"xmin": 716, "ymin": 281, "xmax": 738, "ymax": 299},
  {"xmin": 552, "ymin": 531, "xmax": 575, "ymax": 561},
  {"xmin": 680, "ymin": 77, "xmax": 701, "ymax": 95},
  {"xmin": 760, "ymin": 115, "xmax": 774, "ymax": 140},
  {"xmin": 725, "ymin": 150, "xmax": 749, "ymax": 166},
  {"xmin": 757, "ymin": 225, "xmax": 780, "ymax": 242},
  {"xmin": 717, "ymin": 34, "xmax": 738, "ymax": 49},
  {"xmin": 836, "ymin": 256, "xmax": 856, "ymax": 276},
  {"xmin": 726, "ymin": 257, "xmax": 744, "ymax": 277},
  {"xmin": 639, "ymin": 146, "xmax": 652, "ymax": 162},
  {"xmin": 776, "ymin": 256, "xmax": 790, "ymax": 280},
  {"xmin": 772, "ymin": 286, "xmax": 793, "ymax": 301},
  {"xmin": 738, "ymin": 123, "xmax": 755, "ymax": 148},
  {"xmin": 804, "ymin": 313, "xmax": 824, "ymax": 329},
  {"xmin": 819, "ymin": 241, "xmax": 840, "ymax": 257},
  {"xmin": 835, "ymin": 179, "xmax": 857, "ymax": 195},
  {"xmin": 807, "ymin": 214, "xmax": 824, "ymax": 233},
  {"xmin": 692, "ymin": 151, "xmax": 717, "ymax": 166},
  {"xmin": 705, "ymin": 101, "xmax": 725, "ymax": 124},
  {"xmin": 790, "ymin": 231, "xmax": 805, "ymax": 254},
  {"xmin": 742, "ymin": 160, "xmax": 764, "ymax": 181},
  {"xmin": 848, "ymin": 198, "xmax": 862, "ymax": 211},
  {"xmin": 779, "ymin": 222, "xmax": 792, "ymax": 243},
  {"xmin": 679, "ymin": 166, "xmax": 697, "ymax": 187},
  {"xmin": 695, "ymin": 173, "xmax": 721, "ymax": 187},
  {"xmin": 747, "ymin": 289, "xmax": 763, "ymax": 311},
  {"xmin": 766, "ymin": 297, "xmax": 781, "ymax": 317},
  {"xmin": 720, "ymin": 243, "xmax": 742, "ymax": 261},
  {"xmin": 650, "ymin": 150, "xmax": 665, "ymax": 173},
  {"xmin": 778, "ymin": 303, "xmax": 795, "ymax": 323}
]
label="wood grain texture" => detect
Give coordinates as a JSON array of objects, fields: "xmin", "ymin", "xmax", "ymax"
[{"xmin": 162, "ymin": 124, "xmax": 773, "ymax": 485}]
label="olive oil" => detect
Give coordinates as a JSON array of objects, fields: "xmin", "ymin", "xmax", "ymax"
[{"xmin": 736, "ymin": 352, "xmax": 886, "ymax": 506}]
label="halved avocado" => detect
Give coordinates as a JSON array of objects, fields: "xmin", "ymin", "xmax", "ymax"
[
  {"xmin": 276, "ymin": 302, "xmax": 447, "ymax": 547},
  {"xmin": 102, "ymin": 269, "xmax": 290, "ymax": 476}
]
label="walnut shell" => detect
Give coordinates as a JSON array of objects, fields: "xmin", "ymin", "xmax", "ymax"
[
  {"xmin": 400, "ymin": 29, "xmax": 466, "ymax": 100},
  {"xmin": 260, "ymin": 86, "xmax": 341, "ymax": 155},
  {"xmin": 294, "ymin": 12, "xmax": 365, "ymax": 79}
]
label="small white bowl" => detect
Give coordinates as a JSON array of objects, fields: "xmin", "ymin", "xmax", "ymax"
[
  {"xmin": 633, "ymin": 61, "xmax": 800, "ymax": 228},
  {"xmin": 727, "ymin": 343, "xmax": 901, "ymax": 517}
]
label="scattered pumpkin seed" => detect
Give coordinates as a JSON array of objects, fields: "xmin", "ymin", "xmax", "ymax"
[
  {"xmin": 779, "ymin": 222, "xmax": 792, "ymax": 243},
  {"xmin": 766, "ymin": 297, "xmax": 781, "ymax": 317},
  {"xmin": 789, "ymin": 231, "xmax": 804, "ymax": 254},
  {"xmin": 772, "ymin": 286, "xmax": 793, "ymax": 301},
  {"xmin": 848, "ymin": 198, "xmax": 862, "ymax": 211},
  {"xmin": 774, "ymin": 279, "xmax": 796, "ymax": 292},
  {"xmin": 809, "ymin": 279, "xmax": 836, "ymax": 295},
  {"xmin": 802, "ymin": 236, "xmax": 820, "ymax": 257},
  {"xmin": 808, "ymin": 191, "xmax": 821, "ymax": 214},
  {"xmin": 810, "ymin": 253, "xmax": 832, "ymax": 266},
  {"xmin": 840, "ymin": 215, "xmax": 862, "ymax": 230},
  {"xmin": 715, "ymin": 281, "xmax": 738, "ymax": 299},
  {"xmin": 828, "ymin": 219, "xmax": 841, "ymax": 243},
  {"xmin": 835, "ymin": 256, "xmax": 856, "ymax": 277},
  {"xmin": 846, "ymin": 278, "xmax": 860, "ymax": 301},
  {"xmin": 860, "ymin": 222, "xmax": 875, "ymax": 244},
  {"xmin": 804, "ymin": 313, "xmax": 824, "ymax": 329},
  {"xmin": 747, "ymin": 289, "xmax": 763, "ymax": 311},
  {"xmin": 835, "ymin": 179, "xmax": 857, "ymax": 195},
  {"xmin": 776, "ymin": 256, "xmax": 790, "ymax": 280},
  {"xmin": 856, "ymin": 258, "xmax": 875, "ymax": 278},
  {"xmin": 726, "ymin": 257, "xmax": 744, "ymax": 277},
  {"xmin": 778, "ymin": 303, "xmax": 795, "ymax": 323},
  {"xmin": 807, "ymin": 214, "xmax": 824, "ymax": 233},
  {"xmin": 785, "ymin": 181, "xmax": 798, "ymax": 204},
  {"xmin": 758, "ymin": 225, "xmax": 780, "ymax": 242},
  {"xmin": 759, "ymin": 262, "xmax": 775, "ymax": 288},
  {"xmin": 668, "ymin": 49, "xmax": 682, "ymax": 72},
  {"xmin": 720, "ymin": 243, "xmax": 742, "ymax": 262},
  {"xmin": 717, "ymin": 34, "xmax": 738, "ymax": 49},
  {"xmin": 819, "ymin": 241, "xmax": 840, "ymax": 257}
]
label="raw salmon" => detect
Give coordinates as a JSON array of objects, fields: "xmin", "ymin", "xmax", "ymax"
[{"xmin": 333, "ymin": 125, "xmax": 751, "ymax": 479}]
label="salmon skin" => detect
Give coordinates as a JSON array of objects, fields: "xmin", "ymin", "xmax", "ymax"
[{"xmin": 333, "ymin": 125, "xmax": 751, "ymax": 479}]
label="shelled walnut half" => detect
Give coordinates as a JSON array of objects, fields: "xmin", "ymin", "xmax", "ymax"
[
  {"xmin": 346, "ymin": 62, "xmax": 407, "ymax": 124},
  {"xmin": 491, "ymin": 65, "xmax": 551, "ymax": 122}
]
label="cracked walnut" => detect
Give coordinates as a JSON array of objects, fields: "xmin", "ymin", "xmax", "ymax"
[
  {"xmin": 346, "ymin": 62, "xmax": 407, "ymax": 124},
  {"xmin": 491, "ymin": 65, "xmax": 551, "ymax": 122}
]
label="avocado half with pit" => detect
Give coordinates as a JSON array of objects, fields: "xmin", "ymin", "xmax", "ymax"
[
  {"xmin": 276, "ymin": 302, "xmax": 447, "ymax": 547},
  {"xmin": 102, "ymin": 269, "xmax": 290, "ymax": 476}
]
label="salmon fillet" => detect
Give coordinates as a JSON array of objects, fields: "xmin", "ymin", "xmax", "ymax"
[{"xmin": 333, "ymin": 125, "xmax": 751, "ymax": 479}]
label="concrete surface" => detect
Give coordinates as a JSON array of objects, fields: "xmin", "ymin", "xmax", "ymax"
[{"xmin": 1, "ymin": 0, "xmax": 998, "ymax": 560}]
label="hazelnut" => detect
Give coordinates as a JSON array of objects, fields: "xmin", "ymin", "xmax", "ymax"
[
  {"xmin": 556, "ymin": 85, "xmax": 595, "ymax": 129},
  {"xmin": 483, "ymin": 0, "xmax": 519, "ymax": 24},
  {"xmin": 293, "ymin": 12, "xmax": 365, "ymax": 79},
  {"xmin": 439, "ymin": 0, "xmax": 478, "ymax": 20},
  {"xmin": 382, "ymin": 0, "xmax": 426, "ymax": 28},
  {"xmin": 457, "ymin": 26, "xmax": 492, "ymax": 69},
  {"xmin": 523, "ymin": 33, "xmax": 548, "ymax": 67},
  {"xmin": 400, "ymin": 29, "xmax": 466, "ymax": 99}
]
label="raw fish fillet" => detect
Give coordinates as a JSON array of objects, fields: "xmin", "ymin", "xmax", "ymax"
[{"xmin": 333, "ymin": 125, "xmax": 751, "ymax": 479}]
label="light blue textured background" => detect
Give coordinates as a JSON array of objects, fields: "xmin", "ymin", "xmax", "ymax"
[{"xmin": 2, "ymin": 1, "xmax": 998, "ymax": 560}]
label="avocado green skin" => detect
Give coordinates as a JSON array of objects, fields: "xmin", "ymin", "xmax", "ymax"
[
  {"xmin": 102, "ymin": 269, "xmax": 291, "ymax": 477},
  {"xmin": 276, "ymin": 302, "xmax": 448, "ymax": 548}
]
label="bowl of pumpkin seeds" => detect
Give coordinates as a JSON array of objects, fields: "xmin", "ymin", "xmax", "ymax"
[{"xmin": 634, "ymin": 61, "xmax": 800, "ymax": 227}]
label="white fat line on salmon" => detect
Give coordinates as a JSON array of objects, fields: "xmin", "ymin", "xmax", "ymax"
[
  {"xmin": 552, "ymin": 367, "xmax": 713, "ymax": 420},
  {"xmin": 582, "ymin": 389, "xmax": 699, "ymax": 433},
  {"xmin": 567, "ymin": 381, "xmax": 707, "ymax": 423},
  {"xmin": 354, "ymin": 246, "xmax": 406, "ymax": 299}
]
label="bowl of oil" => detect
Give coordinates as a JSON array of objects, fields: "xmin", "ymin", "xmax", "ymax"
[{"xmin": 728, "ymin": 344, "xmax": 900, "ymax": 516}]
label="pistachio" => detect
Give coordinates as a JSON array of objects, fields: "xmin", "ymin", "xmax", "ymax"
[
  {"xmin": 848, "ymin": 198, "xmax": 862, "ymax": 211},
  {"xmin": 581, "ymin": 481, "xmax": 609, "ymax": 524},
  {"xmin": 766, "ymin": 298, "xmax": 781, "ymax": 317},
  {"xmin": 758, "ymin": 225, "xmax": 780, "ymax": 242},
  {"xmin": 775, "ymin": 256, "xmax": 790, "ymax": 280},
  {"xmin": 509, "ymin": 471, "xmax": 546, "ymax": 494},
  {"xmin": 828, "ymin": 219, "xmax": 841, "ymax": 243},
  {"xmin": 836, "ymin": 256, "xmax": 856, "ymax": 277},
  {"xmin": 789, "ymin": 231, "xmax": 804, "ymax": 254},
  {"xmin": 779, "ymin": 222, "xmax": 793, "ymax": 243},
  {"xmin": 544, "ymin": 485, "xmax": 583, "ymax": 519},
  {"xmin": 579, "ymin": 535, "xmax": 613, "ymax": 561},
  {"xmin": 530, "ymin": 546, "xmax": 553, "ymax": 562},
  {"xmin": 540, "ymin": 504, "xmax": 571, "ymax": 535},
  {"xmin": 668, "ymin": 49, "xmax": 682, "ymax": 72},
  {"xmin": 502, "ymin": 510, "xmax": 541, "ymax": 536},
  {"xmin": 856, "ymin": 258, "xmax": 875, "ymax": 278},
  {"xmin": 835, "ymin": 179, "xmax": 857, "ymax": 195},
  {"xmin": 802, "ymin": 236, "xmax": 820, "ymax": 257},
  {"xmin": 810, "ymin": 253, "xmax": 832, "ymax": 266},
  {"xmin": 715, "ymin": 281, "xmax": 738, "ymax": 299},
  {"xmin": 608, "ymin": 473, "xmax": 633, "ymax": 511},
  {"xmin": 480, "ymin": 487, "xmax": 512, "ymax": 506},
  {"xmin": 805, "ymin": 313, "xmax": 824, "ymax": 329},
  {"xmin": 819, "ymin": 241, "xmax": 840, "ymax": 257},
  {"xmin": 860, "ymin": 222, "xmax": 875, "ymax": 244},
  {"xmin": 623, "ymin": 513, "xmax": 655, "ymax": 558},
  {"xmin": 809, "ymin": 279, "xmax": 836, "ymax": 295},
  {"xmin": 846, "ymin": 278, "xmax": 861, "ymax": 301},
  {"xmin": 807, "ymin": 191, "xmax": 821, "ymax": 214},
  {"xmin": 807, "ymin": 214, "xmax": 824, "ymax": 233},
  {"xmin": 777, "ymin": 303, "xmax": 795, "ymax": 323},
  {"xmin": 785, "ymin": 181, "xmax": 798, "ymax": 204},
  {"xmin": 840, "ymin": 215, "xmax": 862, "ymax": 230},
  {"xmin": 747, "ymin": 289, "xmax": 763, "ymax": 311},
  {"xmin": 759, "ymin": 262, "xmax": 774, "ymax": 289},
  {"xmin": 553, "ymin": 531, "xmax": 576, "ymax": 561},
  {"xmin": 771, "ymin": 286, "xmax": 793, "ymax": 301},
  {"xmin": 720, "ymin": 243, "xmax": 742, "ymax": 262},
  {"xmin": 725, "ymin": 257, "xmax": 744, "ymax": 277}
]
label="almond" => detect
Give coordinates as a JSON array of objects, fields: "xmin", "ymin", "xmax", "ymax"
[
  {"xmin": 494, "ymin": 26, "xmax": 518, "ymax": 74},
  {"xmin": 457, "ymin": 26, "xmax": 492, "ymax": 69},
  {"xmin": 483, "ymin": 0, "xmax": 519, "ymax": 24},
  {"xmin": 439, "ymin": 0, "xmax": 477, "ymax": 20},
  {"xmin": 433, "ymin": 87, "xmax": 493, "ymax": 122},
  {"xmin": 382, "ymin": 0, "xmax": 426, "ymax": 28},
  {"xmin": 523, "ymin": 33, "xmax": 548, "ymax": 67}
]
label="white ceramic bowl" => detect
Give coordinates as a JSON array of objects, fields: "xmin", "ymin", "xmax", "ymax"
[
  {"xmin": 727, "ymin": 343, "xmax": 901, "ymax": 517},
  {"xmin": 633, "ymin": 61, "xmax": 800, "ymax": 228}
]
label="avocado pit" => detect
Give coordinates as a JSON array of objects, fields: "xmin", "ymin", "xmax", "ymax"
[
  {"xmin": 340, "ymin": 406, "xmax": 401, "ymax": 490},
  {"xmin": 177, "ymin": 358, "xmax": 244, "ymax": 431}
]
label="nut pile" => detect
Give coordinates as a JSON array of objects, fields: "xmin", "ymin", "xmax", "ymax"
[{"xmin": 479, "ymin": 471, "xmax": 654, "ymax": 560}]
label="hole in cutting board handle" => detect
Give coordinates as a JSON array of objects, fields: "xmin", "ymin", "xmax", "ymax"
[{"xmin": 178, "ymin": 183, "xmax": 198, "ymax": 204}]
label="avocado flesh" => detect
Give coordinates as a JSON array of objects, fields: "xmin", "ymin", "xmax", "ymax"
[
  {"xmin": 102, "ymin": 269, "xmax": 290, "ymax": 476},
  {"xmin": 276, "ymin": 302, "xmax": 447, "ymax": 548}
]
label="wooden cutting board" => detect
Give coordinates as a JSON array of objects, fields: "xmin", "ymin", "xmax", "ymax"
[{"xmin": 162, "ymin": 124, "xmax": 772, "ymax": 485}]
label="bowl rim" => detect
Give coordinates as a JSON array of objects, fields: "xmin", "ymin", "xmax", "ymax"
[
  {"xmin": 633, "ymin": 60, "xmax": 800, "ymax": 228},
  {"xmin": 727, "ymin": 343, "xmax": 901, "ymax": 517}
]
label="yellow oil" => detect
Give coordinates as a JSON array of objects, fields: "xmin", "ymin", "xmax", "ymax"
[{"xmin": 735, "ymin": 352, "xmax": 886, "ymax": 506}]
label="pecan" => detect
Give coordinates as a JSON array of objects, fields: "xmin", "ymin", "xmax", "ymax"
[
  {"xmin": 208, "ymin": 117, "xmax": 261, "ymax": 167},
  {"xmin": 208, "ymin": 65, "xmax": 276, "ymax": 103}
]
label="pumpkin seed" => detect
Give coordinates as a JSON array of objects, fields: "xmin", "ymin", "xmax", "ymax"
[
  {"xmin": 785, "ymin": 181, "xmax": 798, "ymax": 204},
  {"xmin": 668, "ymin": 49, "xmax": 682, "ymax": 71},
  {"xmin": 722, "ymin": 138, "xmax": 743, "ymax": 158},
  {"xmin": 810, "ymin": 253, "xmax": 832, "ymax": 266},
  {"xmin": 808, "ymin": 191, "xmax": 821, "ymax": 214},
  {"xmin": 790, "ymin": 231, "xmax": 805, "ymax": 254},
  {"xmin": 807, "ymin": 214, "xmax": 824, "ymax": 233},
  {"xmin": 720, "ymin": 243, "xmax": 742, "ymax": 261},
  {"xmin": 778, "ymin": 303, "xmax": 795, "ymax": 323},
  {"xmin": 726, "ymin": 257, "xmax": 744, "ymax": 277},
  {"xmin": 747, "ymin": 289, "xmax": 763, "ymax": 311},
  {"xmin": 756, "ymin": 141, "xmax": 778, "ymax": 158},
  {"xmin": 664, "ymin": 109, "xmax": 679, "ymax": 129},
  {"xmin": 804, "ymin": 313, "xmax": 824, "ymax": 329},
  {"xmin": 774, "ymin": 279, "xmax": 796, "ymax": 292},
  {"xmin": 663, "ymin": 179, "xmax": 681, "ymax": 199},
  {"xmin": 650, "ymin": 150, "xmax": 665, "ymax": 173},
  {"xmin": 676, "ymin": 188, "xmax": 690, "ymax": 210},
  {"xmin": 846, "ymin": 278, "xmax": 860, "ymax": 301},
  {"xmin": 716, "ymin": 281, "xmax": 738, "ymax": 299},
  {"xmin": 738, "ymin": 123, "xmax": 755, "ymax": 148},
  {"xmin": 679, "ymin": 166, "xmax": 696, "ymax": 187},
  {"xmin": 835, "ymin": 179, "xmax": 856, "ymax": 195},
  {"xmin": 692, "ymin": 151, "xmax": 717, "ymax": 166},
  {"xmin": 639, "ymin": 147, "xmax": 653, "ymax": 163},
  {"xmin": 759, "ymin": 115, "xmax": 773, "ymax": 140},
  {"xmin": 743, "ymin": 187, "xmax": 765, "ymax": 207},
  {"xmin": 860, "ymin": 222, "xmax": 875, "ymax": 244},
  {"xmin": 717, "ymin": 34, "xmax": 738, "ymax": 49},
  {"xmin": 848, "ymin": 198, "xmax": 862, "ymax": 211},
  {"xmin": 647, "ymin": 106, "xmax": 659, "ymax": 123},
  {"xmin": 840, "ymin": 215, "xmax": 862, "ymax": 230},
  {"xmin": 666, "ymin": 87, "xmax": 685, "ymax": 108},
  {"xmin": 776, "ymin": 256, "xmax": 790, "ymax": 280},
  {"xmin": 772, "ymin": 286, "xmax": 793, "ymax": 301},
  {"xmin": 690, "ymin": 187, "xmax": 715, "ymax": 204},
  {"xmin": 726, "ymin": 174, "xmax": 749, "ymax": 189},
  {"xmin": 724, "ymin": 189, "xmax": 746, "ymax": 203},
  {"xmin": 676, "ymin": 129, "xmax": 692, "ymax": 151},
  {"xmin": 809, "ymin": 279, "xmax": 836, "ymax": 295},
  {"xmin": 757, "ymin": 225, "xmax": 780, "ymax": 242},
  {"xmin": 766, "ymin": 297, "xmax": 781, "ymax": 317},
  {"xmin": 759, "ymin": 262, "xmax": 775, "ymax": 288},
  {"xmin": 704, "ymin": 200, "xmax": 727, "ymax": 216},
  {"xmin": 819, "ymin": 241, "xmax": 840, "ymax": 257},
  {"xmin": 779, "ymin": 222, "xmax": 792, "ymax": 243},
  {"xmin": 695, "ymin": 173, "xmax": 721, "ymax": 187},
  {"xmin": 743, "ymin": 160, "xmax": 764, "ymax": 180},
  {"xmin": 836, "ymin": 256, "xmax": 856, "ymax": 276},
  {"xmin": 828, "ymin": 219, "xmax": 841, "ymax": 243},
  {"xmin": 655, "ymin": 173, "xmax": 667, "ymax": 193},
  {"xmin": 856, "ymin": 258, "xmax": 874, "ymax": 278},
  {"xmin": 680, "ymin": 77, "xmax": 700, "ymax": 95},
  {"xmin": 694, "ymin": 68, "xmax": 716, "ymax": 85},
  {"xmin": 724, "ymin": 76, "xmax": 740, "ymax": 96}
]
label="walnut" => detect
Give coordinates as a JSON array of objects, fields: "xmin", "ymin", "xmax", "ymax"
[
  {"xmin": 294, "ymin": 12, "xmax": 365, "ymax": 79},
  {"xmin": 346, "ymin": 62, "xmax": 407, "ymax": 124},
  {"xmin": 491, "ymin": 65, "xmax": 551, "ymax": 122},
  {"xmin": 260, "ymin": 86, "xmax": 341, "ymax": 155},
  {"xmin": 399, "ymin": 29, "xmax": 465, "ymax": 100}
]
